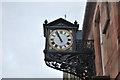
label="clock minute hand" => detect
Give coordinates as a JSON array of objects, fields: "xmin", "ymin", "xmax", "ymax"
[{"xmin": 56, "ymin": 31, "xmax": 63, "ymax": 42}]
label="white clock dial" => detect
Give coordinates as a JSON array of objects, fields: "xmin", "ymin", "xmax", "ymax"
[{"xmin": 49, "ymin": 29, "xmax": 73, "ymax": 50}]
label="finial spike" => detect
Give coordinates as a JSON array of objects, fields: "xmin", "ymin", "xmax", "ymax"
[{"xmin": 64, "ymin": 14, "xmax": 66, "ymax": 19}]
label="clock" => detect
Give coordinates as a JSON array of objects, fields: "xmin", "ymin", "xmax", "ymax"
[{"xmin": 49, "ymin": 29, "xmax": 73, "ymax": 50}]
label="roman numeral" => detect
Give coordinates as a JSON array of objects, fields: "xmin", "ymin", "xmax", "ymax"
[
  {"xmin": 67, "ymin": 35, "xmax": 70, "ymax": 37},
  {"xmin": 51, "ymin": 39, "xmax": 54, "ymax": 41},
  {"xmin": 68, "ymin": 39, "xmax": 71, "ymax": 41},
  {"xmin": 60, "ymin": 46, "xmax": 62, "ymax": 48},
  {"xmin": 67, "ymin": 42, "xmax": 70, "ymax": 45},
  {"xmin": 60, "ymin": 31, "xmax": 63, "ymax": 34},
  {"xmin": 51, "ymin": 42, "xmax": 55, "ymax": 45},
  {"xmin": 55, "ymin": 44, "xmax": 58, "ymax": 47}
]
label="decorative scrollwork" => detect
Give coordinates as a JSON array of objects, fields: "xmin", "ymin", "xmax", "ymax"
[{"xmin": 44, "ymin": 40, "xmax": 95, "ymax": 80}]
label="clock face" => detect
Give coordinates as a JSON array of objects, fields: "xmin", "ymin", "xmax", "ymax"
[{"xmin": 49, "ymin": 29, "xmax": 73, "ymax": 50}]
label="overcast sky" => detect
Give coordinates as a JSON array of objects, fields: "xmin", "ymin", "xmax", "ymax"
[
  {"xmin": 1, "ymin": 2, "xmax": 86, "ymax": 78},
  {"xmin": 0, "ymin": 2, "xmax": 2, "ymax": 79}
]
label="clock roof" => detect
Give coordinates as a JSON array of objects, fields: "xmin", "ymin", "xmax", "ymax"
[{"xmin": 43, "ymin": 18, "xmax": 79, "ymax": 27}]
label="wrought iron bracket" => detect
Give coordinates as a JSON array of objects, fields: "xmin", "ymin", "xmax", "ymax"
[{"xmin": 44, "ymin": 40, "xmax": 96, "ymax": 80}]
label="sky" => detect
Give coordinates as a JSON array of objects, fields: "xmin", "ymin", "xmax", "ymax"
[
  {"xmin": 1, "ymin": 1, "xmax": 87, "ymax": 78},
  {"xmin": 0, "ymin": 2, "xmax": 2, "ymax": 79}
]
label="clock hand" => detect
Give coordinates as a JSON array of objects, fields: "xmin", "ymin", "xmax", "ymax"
[{"xmin": 56, "ymin": 31, "xmax": 63, "ymax": 42}]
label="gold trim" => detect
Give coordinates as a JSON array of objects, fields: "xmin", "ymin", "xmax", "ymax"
[
  {"xmin": 70, "ymin": 30, "xmax": 72, "ymax": 33},
  {"xmin": 49, "ymin": 29, "xmax": 73, "ymax": 50},
  {"xmin": 49, "ymin": 47, "xmax": 52, "ymax": 49},
  {"xmin": 70, "ymin": 47, "xmax": 72, "ymax": 50}
]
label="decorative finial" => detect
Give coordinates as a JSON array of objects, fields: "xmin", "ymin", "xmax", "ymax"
[
  {"xmin": 64, "ymin": 14, "xmax": 66, "ymax": 19},
  {"xmin": 44, "ymin": 19, "xmax": 48, "ymax": 24},
  {"xmin": 74, "ymin": 20, "xmax": 78, "ymax": 25}
]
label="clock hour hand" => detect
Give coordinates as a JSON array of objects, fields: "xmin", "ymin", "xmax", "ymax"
[{"xmin": 56, "ymin": 31, "xmax": 63, "ymax": 42}]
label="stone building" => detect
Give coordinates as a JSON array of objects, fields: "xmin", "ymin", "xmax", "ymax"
[{"xmin": 82, "ymin": 1, "xmax": 120, "ymax": 79}]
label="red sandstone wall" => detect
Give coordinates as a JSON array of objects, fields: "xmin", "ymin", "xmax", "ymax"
[
  {"xmin": 99, "ymin": 2, "xmax": 119, "ymax": 78},
  {"xmin": 83, "ymin": 2, "xmax": 120, "ymax": 79}
]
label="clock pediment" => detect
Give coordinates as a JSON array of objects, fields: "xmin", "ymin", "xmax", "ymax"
[{"xmin": 43, "ymin": 18, "xmax": 79, "ymax": 28}]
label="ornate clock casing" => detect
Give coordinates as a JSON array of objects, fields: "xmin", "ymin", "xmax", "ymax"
[
  {"xmin": 43, "ymin": 18, "xmax": 79, "ymax": 53},
  {"xmin": 43, "ymin": 18, "xmax": 96, "ymax": 79}
]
